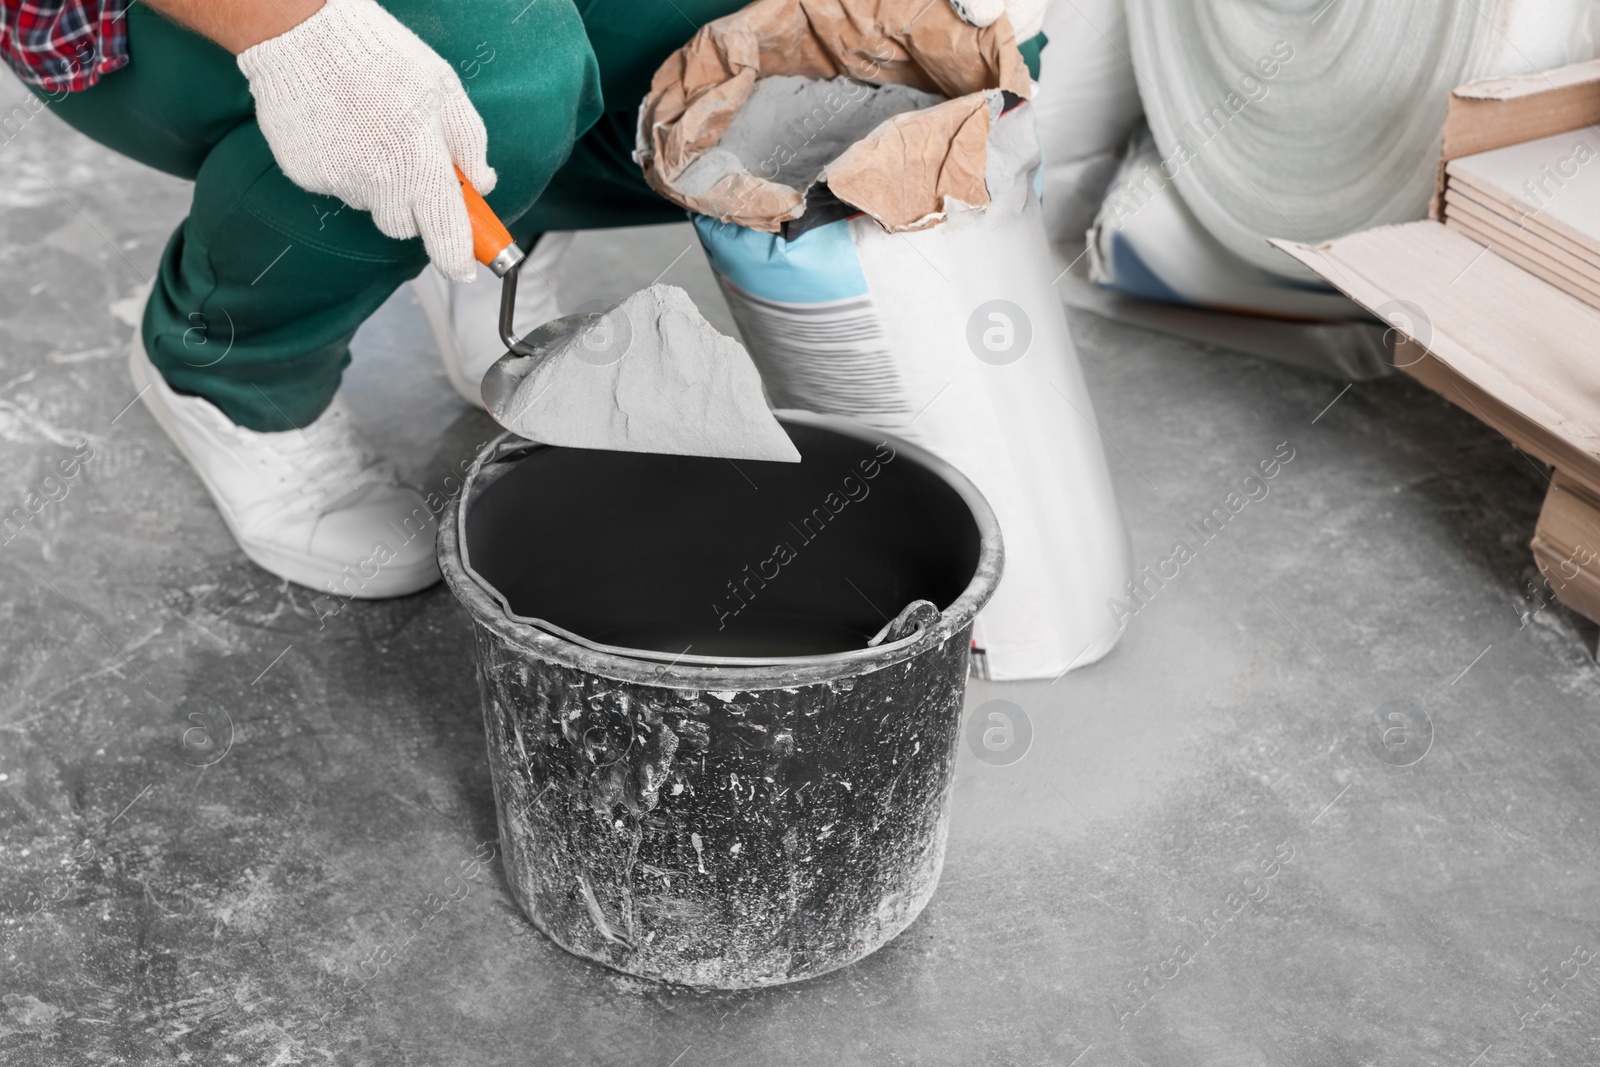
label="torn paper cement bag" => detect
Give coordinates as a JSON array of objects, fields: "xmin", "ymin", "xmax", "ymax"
[{"xmin": 637, "ymin": 0, "xmax": 1132, "ymax": 680}]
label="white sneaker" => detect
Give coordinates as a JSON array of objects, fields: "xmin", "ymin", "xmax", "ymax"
[
  {"xmin": 411, "ymin": 231, "xmax": 576, "ymax": 408},
  {"xmin": 129, "ymin": 338, "xmax": 440, "ymax": 598}
]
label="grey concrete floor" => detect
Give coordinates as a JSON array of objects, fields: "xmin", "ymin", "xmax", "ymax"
[{"xmin": 5, "ymin": 95, "xmax": 1600, "ymax": 1067}]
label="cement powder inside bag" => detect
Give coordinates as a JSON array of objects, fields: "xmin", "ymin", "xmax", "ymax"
[{"xmin": 674, "ymin": 75, "xmax": 945, "ymax": 198}]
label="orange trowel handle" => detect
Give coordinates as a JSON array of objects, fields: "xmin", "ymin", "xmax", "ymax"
[{"xmin": 455, "ymin": 165, "xmax": 525, "ymax": 277}]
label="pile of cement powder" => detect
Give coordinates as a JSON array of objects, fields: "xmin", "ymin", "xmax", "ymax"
[
  {"xmin": 674, "ymin": 75, "xmax": 945, "ymax": 198},
  {"xmin": 481, "ymin": 284, "xmax": 801, "ymax": 463}
]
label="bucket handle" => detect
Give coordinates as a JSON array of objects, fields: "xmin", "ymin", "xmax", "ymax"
[{"xmin": 868, "ymin": 600, "xmax": 941, "ymax": 648}]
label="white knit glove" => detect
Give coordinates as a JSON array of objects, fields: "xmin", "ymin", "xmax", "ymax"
[
  {"xmin": 237, "ymin": 0, "xmax": 494, "ymax": 283},
  {"xmin": 948, "ymin": 0, "xmax": 1046, "ymax": 42}
]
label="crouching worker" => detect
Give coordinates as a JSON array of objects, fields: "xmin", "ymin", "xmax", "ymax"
[{"xmin": 1, "ymin": 0, "xmax": 1040, "ymax": 597}]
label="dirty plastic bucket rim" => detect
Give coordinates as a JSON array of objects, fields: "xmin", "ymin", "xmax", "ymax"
[
  {"xmin": 458, "ymin": 438, "xmax": 930, "ymax": 668},
  {"xmin": 440, "ymin": 409, "xmax": 1003, "ymax": 688},
  {"xmin": 452, "ymin": 412, "xmax": 998, "ymax": 668}
]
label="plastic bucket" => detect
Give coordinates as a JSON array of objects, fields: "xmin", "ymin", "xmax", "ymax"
[{"xmin": 438, "ymin": 411, "xmax": 1001, "ymax": 988}]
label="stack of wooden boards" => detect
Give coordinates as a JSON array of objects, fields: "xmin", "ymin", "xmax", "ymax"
[
  {"xmin": 1271, "ymin": 60, "xmax": 1600, "ymax": 638},
  {"xmin": 1443, "ymin": 128, "xmax": 1600, "ymax": 312}
]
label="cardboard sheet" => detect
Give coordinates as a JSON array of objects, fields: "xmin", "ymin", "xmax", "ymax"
[
  {"xmin": 635, "ymin": 0, "xmax": 1031, "ymax": 233},
  {"xmin": 1442, "ymin": 61, "xmax": 1600, "ymax": 152},
  {"xmin": 1444, "ymin": 183, "xmax": 1600, "ymax": 268},
  {"xmin": 1445, "ymin": 128, "xmax": 1600, "ymax": 251},
  {"xmin": 1441, "ymin": 209, "xmax": 1600, "ymax": 313},
  {"xmin": 1431, "ymin": 59, "xmax": 1600, "ymax": 218},
  {"xmin": 1271, "ymin": 222, "xmax": 1600, "ymax": 458}
]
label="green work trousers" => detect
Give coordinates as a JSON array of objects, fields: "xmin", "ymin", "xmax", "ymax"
[{"xmin": 40, "ymin": 0, "xmax": 745, "ymax": 431}]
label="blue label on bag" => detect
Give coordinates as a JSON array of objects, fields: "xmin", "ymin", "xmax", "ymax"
[{"xmin": 692, "ymin": 215, "xmax": 870, "ymax": 304}]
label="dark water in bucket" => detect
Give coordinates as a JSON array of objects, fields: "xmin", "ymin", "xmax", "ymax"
[
  {"xmin": 464, "ymin": 423, "xmax": 981, "ymax": 659},
  {"xmin": 439, "ymin": 413, "xmax": 1001, "ymax": 988}
]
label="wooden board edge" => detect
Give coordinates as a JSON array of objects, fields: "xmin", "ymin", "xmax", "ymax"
[{"xmin": 1532, "ymin": 473, "xmax": 1600, "ymax": 624}]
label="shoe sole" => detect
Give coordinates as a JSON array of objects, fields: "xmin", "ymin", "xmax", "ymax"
[{"xmin": 128, "ymin": 344, "xmax": 441, "ymax": 599}]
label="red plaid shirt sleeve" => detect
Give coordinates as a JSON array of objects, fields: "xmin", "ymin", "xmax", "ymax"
[{"xmin": 1, "ymin": 0, "xmax": 131, "ymax": 93}]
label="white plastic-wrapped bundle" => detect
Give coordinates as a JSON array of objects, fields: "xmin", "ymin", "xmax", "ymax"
[
  {"xmin": 1124, "ymin": 0, "xmax": 1600, "ymax": 279},
  {"xmin": 1032, "ymin": 0, "xmax": 1143, "ymax": 240},
  {"xmin": 1089, "ymin": 129, "xmax": 1364, "ymax": 320},
  {"xmin": 1080, "ymin": 125, "xmax": 1393, "ymax": 382},
  {"xmin": 637, "ymin": 0, "xmax": 1132, "ymax": 680}
]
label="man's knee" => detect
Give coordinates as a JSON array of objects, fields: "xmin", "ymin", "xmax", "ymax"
[{"xmin": 403, "ymin": 0, "xmax": 603, "ymax": 221}]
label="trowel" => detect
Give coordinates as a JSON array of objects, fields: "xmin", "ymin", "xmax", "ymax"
[{"xmin": 455, "ymin": 170, "xmax": 801, "ymax": 463}]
